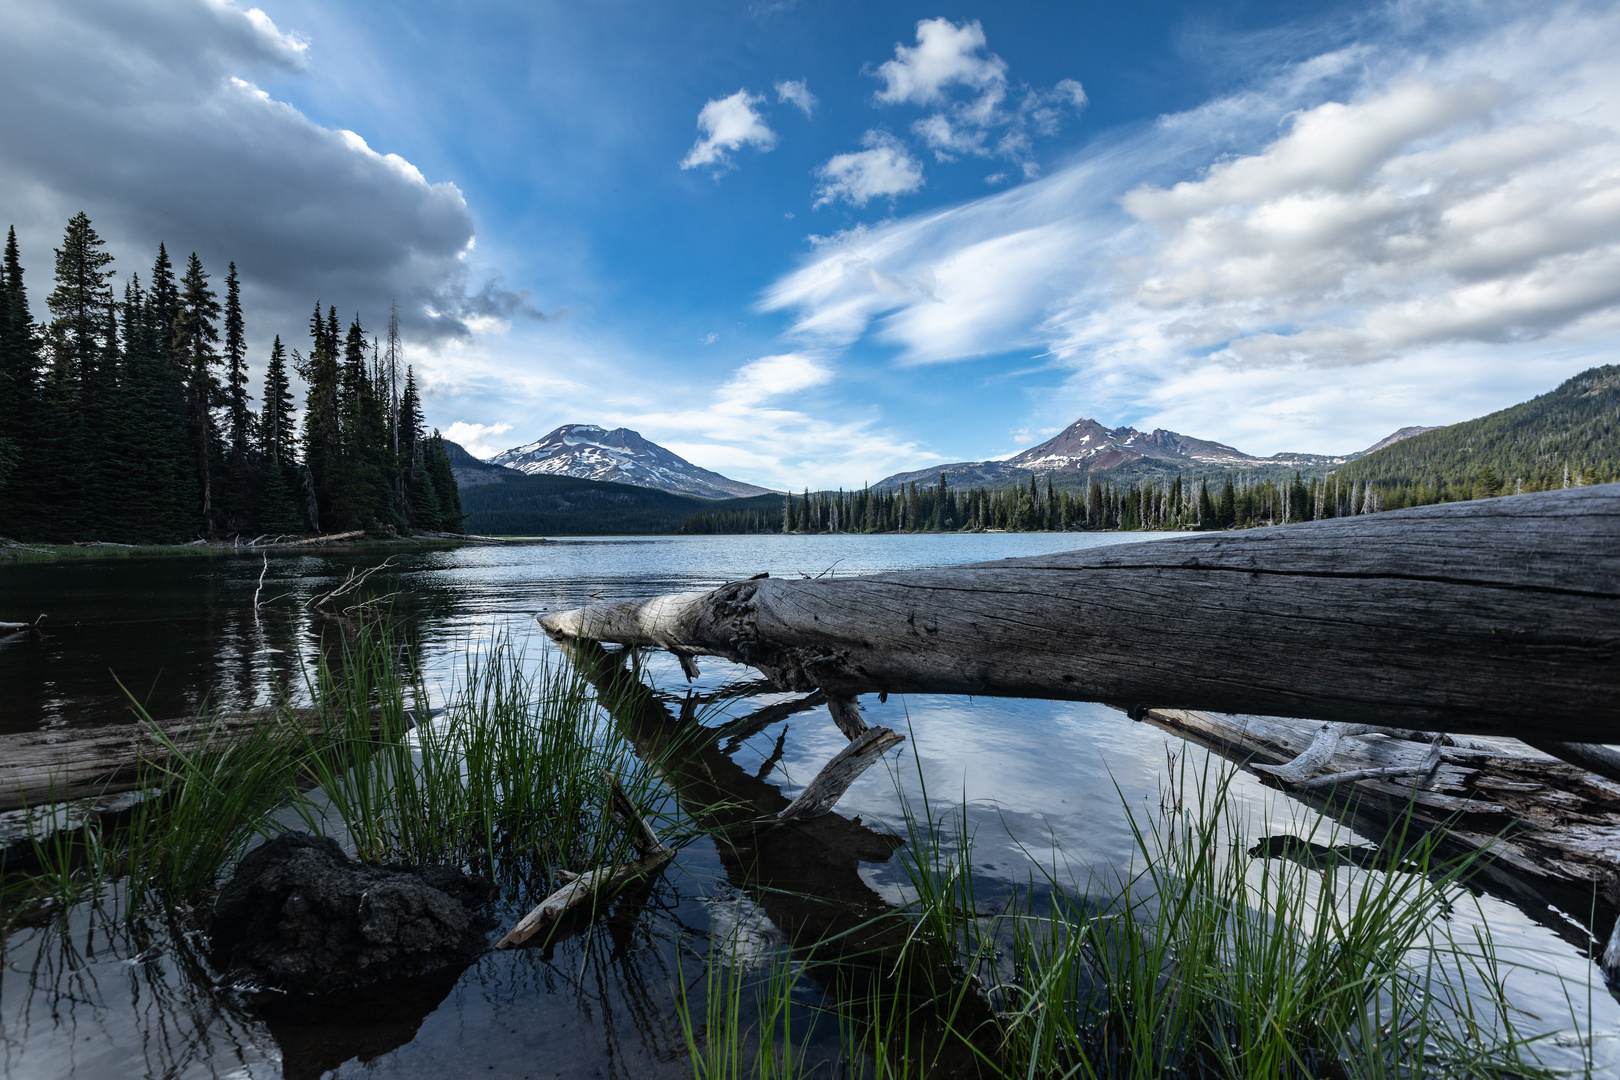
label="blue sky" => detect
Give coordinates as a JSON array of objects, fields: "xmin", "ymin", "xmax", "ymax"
[{"xmin": 3, "ymin": 1, "xmax": 1619, "ymax": 490}]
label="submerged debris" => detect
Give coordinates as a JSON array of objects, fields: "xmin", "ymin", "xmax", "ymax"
[{"xmin": 210, "ymin": 832, "xmax": 495, "ymax": 995}]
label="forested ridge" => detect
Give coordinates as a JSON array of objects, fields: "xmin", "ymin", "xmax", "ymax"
[
  {"xmin": 1333, "ymin": 364, "xmax": 1619, "ymax": 493},
  {"xmin": 0, "ymin": 214, "xmax": 464, "ymax": 544},
  {"xmin": 681, "ymin": 366, "xmax": 1620, "ymax": 536},
  {"xmin": 680, "ymin": 473, "xmax": 1386, "ymax": 535}
]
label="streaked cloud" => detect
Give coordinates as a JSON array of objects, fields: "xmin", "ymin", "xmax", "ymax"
[{"xmin": 768, "ymin": 5, "xmax": 1620, "ymax": 453}]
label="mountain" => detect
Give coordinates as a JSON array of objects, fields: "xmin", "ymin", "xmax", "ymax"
[
  {"xmin": 487, "ymin": 424, "xmax": 775, "ymax": 500},
  {"xmin": 452, "ymin": 465, "xmax": 782, "ymax": 536},
  {"xmin": 875, "ymin": 417, "xmax": 1437, "ymax": 491},
  {"xmin": 1334, "ymin": 365, "xmax": 1620, "ymax": 488},
  {"xmin": 1358, "ymin": 425, "xmax": 1445, "ymax": 456},
  {"xmin": 445, "ymin": 439, "xmax": 521, "ymax": 488}
]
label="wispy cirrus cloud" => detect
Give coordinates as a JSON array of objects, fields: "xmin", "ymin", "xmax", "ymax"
[{"xmin": 767, "ymin": 5, "xmax": 1620, "ymax": 454}]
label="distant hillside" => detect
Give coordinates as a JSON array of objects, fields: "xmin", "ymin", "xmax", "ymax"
[
  {"xmin": 1335, "ymin": 366, "xmax": 1620, "ymax": 489},
  {"xmin": 448, "ymin": 447, "xmax": 782, "ymax": 535},
  {"xmin": 488, "ymin": 424, "xmax": 776, "ymax": 499}
]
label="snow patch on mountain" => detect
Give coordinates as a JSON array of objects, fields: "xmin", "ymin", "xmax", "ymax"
[{"xmin": 488, "ymin": 424, "xmax": 776, "ymax": 500}]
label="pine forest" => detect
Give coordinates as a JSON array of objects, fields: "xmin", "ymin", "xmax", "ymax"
[{"xmin": 0, "ymin": 215, "xmax": 463, "ymax": 544}]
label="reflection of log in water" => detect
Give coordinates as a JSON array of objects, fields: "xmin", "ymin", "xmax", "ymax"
[{"xmin": 564, "ymin": 641, "xmax": 1002, "ymax": 1072}]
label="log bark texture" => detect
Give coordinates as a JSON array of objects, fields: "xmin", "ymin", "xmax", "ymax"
[
  {"xmin": 539, "ymin": 485, "xmax": 1620, "ymax": 742},
  {"xmin": 1144, "ymin": 707, "xmax": 1620, "ymax": 949},
  {"xmin": 0, "ymin": 707, "xmax": 405, "ymax": 811}
]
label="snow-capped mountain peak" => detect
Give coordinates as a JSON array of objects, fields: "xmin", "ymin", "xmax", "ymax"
[{"xmin": 487, "ymin": 424, "xmax": 775, "ymax": 500}]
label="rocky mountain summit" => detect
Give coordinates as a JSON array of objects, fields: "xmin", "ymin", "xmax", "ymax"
[
  {"xmin": 485, "ymin": 424, "xmax": 775, "ymax": 500},
  {"xmin": 875, "ymin": 416, "xmax": 1438, "ymax": 490}
]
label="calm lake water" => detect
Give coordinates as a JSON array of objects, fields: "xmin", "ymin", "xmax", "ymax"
[{"xmin": 1, "ymin": 534, "xmax": 1616, "ymax": 1078}]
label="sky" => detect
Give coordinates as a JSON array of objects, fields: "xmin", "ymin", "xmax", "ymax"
[{"xmin": 1, "ymin": 0, "xmax": 1618, "ymax": 490}]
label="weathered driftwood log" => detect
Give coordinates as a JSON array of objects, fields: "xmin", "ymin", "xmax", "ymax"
[
  {"xmin": 494, "ymin": 773, "xmax": 673, "ymax": 949},
  {"xmin": 777, "ymin": 726, "xmax": 906, "ymax": 821},
  {"xmin": 1144, "ymin": 708, "xmax": 1620, "ymax": 950},
  {"xmin": 0, "ymin": 707, "xmax": 408, "ymax": 812},
  {"xmin": 539, "ymin": 485, "xmax": 1620, "ymax": 742}
]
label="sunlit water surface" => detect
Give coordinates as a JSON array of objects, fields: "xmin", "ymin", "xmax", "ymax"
[{"xmin": 1, "ymin": 534, "xmax": 1615, "ymax": 1078}]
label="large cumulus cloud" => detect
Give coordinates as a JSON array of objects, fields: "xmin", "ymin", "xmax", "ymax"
[{"xmin": 0, "ymin": 0, "xmax": 512, "ymax": 345}]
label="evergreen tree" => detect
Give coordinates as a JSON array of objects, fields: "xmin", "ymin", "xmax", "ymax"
[
  {"xmin": 425, "ymin": 430, "xmax": 463, "ymax": 532},
  {"xmin": 220, "ymin": 261, "xmax": 255, "ymax": 531},
  {"xmin": 298, "ymin": 303, "xmax": 342, "ymax": 531},
  {"xmin": 111, "ymin": 273, "xmax": 188, "ymax": 541},
  {"xmin": 174, "ymin": 252, "xmax": 222, "ymax": 534},
  {"xmin": 332, "ymin": 314, "xmax": 381, "ymax": 529},
  {"xmin": 0, "ymin": 227, "xmax": 41, "ymax": 531},
  {"xmin": 256, "ymin": 334, "xmax": 304, "ymax": 533},
  {"xmin": 398, "ymin": 367, "xmax": 441, "ymax": 529},
  {"xmin": 143, "ymin": 245, "xmax": 196, "ymax": 538},
  {"xmin": 40, "ymin": 213, "xmax": 118, "ymax": 539}
]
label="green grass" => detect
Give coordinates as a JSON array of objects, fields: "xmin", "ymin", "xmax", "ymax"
[
  {"xmin": 1, "ymin": 620, "xmax": 668, "ymax": 935},
  {"xmin": 674, "ymin": 751, "xmax": 1581, "ymax": 1080}
]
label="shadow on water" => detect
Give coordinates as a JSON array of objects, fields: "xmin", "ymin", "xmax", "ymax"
[
  {"xmin": 561, "ymin": 639, "xmax": 1005, "ymax": 1076},
  {"xmin": 0, "ymin": 550, "xmax": 462, "ymax": 736}
]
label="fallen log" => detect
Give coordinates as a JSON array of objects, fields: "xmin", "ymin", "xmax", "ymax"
[
  {"xmin": 1142, "ymin": 707, "xmax": 1620, "ymax": 956},
  {"xmin": 539, "ymin": 485, "xmax": 1620, "ymax": 743},
  {"xmin": 0, "ymin": 706, "xmax": 411, "ymax": 812},
  {"xmin": 494, "ymin": 773, "xmax": 673, "ymax": 949},
  {"xmin": 263, "ymin": 530, "xmax": 365, "ymax": 547}
]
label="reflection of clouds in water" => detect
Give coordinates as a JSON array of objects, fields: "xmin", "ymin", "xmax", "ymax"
[{"xmin": 704, "ymin": 891, "xmax": 782, "ymax": 973}]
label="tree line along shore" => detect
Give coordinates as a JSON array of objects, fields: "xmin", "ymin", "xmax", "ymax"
[
  {"xmin": 678, "ymin": 465, "xmax": 1610, "ymax": 536},
  {"xmin": 677, "ymin": 364, "xmax": 1619, "ymax": 536},
  {"xmin": 0, "ymin": 214, "xmax": 463, "ymax": 546}
]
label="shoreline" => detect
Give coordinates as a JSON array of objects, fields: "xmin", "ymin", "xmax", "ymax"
[{"xmin": 0, "ymin": 533, "xmax": 541, "ymax": 565}]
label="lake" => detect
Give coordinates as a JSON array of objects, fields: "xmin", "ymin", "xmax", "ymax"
[{"xmin": 1, "ymin": 533, "xmax": 1615, "ymax": 1078}]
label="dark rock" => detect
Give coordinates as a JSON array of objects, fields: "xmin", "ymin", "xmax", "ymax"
[{"xmin": 211, "ymin": 832, "xmax": 496, "ymax": 995}]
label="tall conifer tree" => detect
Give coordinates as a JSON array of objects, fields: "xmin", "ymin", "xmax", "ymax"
[
  {"xmin": 41, "ymin": 213, "xmax": 117, "ymax": 539},
  {"xmin": 298, "ymin": 303, "xmax": 342, "ymax": 531},
  {"xmin": 0, "ymin": 227, "xmax": 41, "ymax": 530},
  {"xmin": 256, "ymin": 334, "xmax": 304, "ymax": 532},
  {"xmin": 174, "ymin": 252, "xmax": 221, "ymax": 534},
  {"xmin": 221, "ymin": 261, "xmax": 255, "ymax": 531}
]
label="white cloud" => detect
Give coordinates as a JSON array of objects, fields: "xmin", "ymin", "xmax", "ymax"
[
  {"xmin": 443, "ymin": 421, "xmax": 514, "ymax": 459},
  {"xmin": 813, "ymin": 130, "xmax": 925, "ymax": 208},
  {"xmin": 873, "ymin": 18, "xmax": 1084, "ymax": 174},
  {"xmin": 0, "ymin": 0, "xmax": 515, "ymax": 344},
  {"xmin": 719, "ymin": 352, "xmax": 832, "ymax": 401},
  {"xmin": 775, "ymin": 79, "xmax": 818, "ymax": 117},
  {"xmin": 874, "ymin": 18, "xmax": 1006, "ymax": 106},
  {"xmin": 681, "ymin": 89, "xmax": 777, "ymax": 171},
  {"xmin": 766, "ymin": 5, "xmax": 1620, "ymax": 452},
  {"xmin": 621, "ymin": 351, "xmax": 933, "ymax": 489}
]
